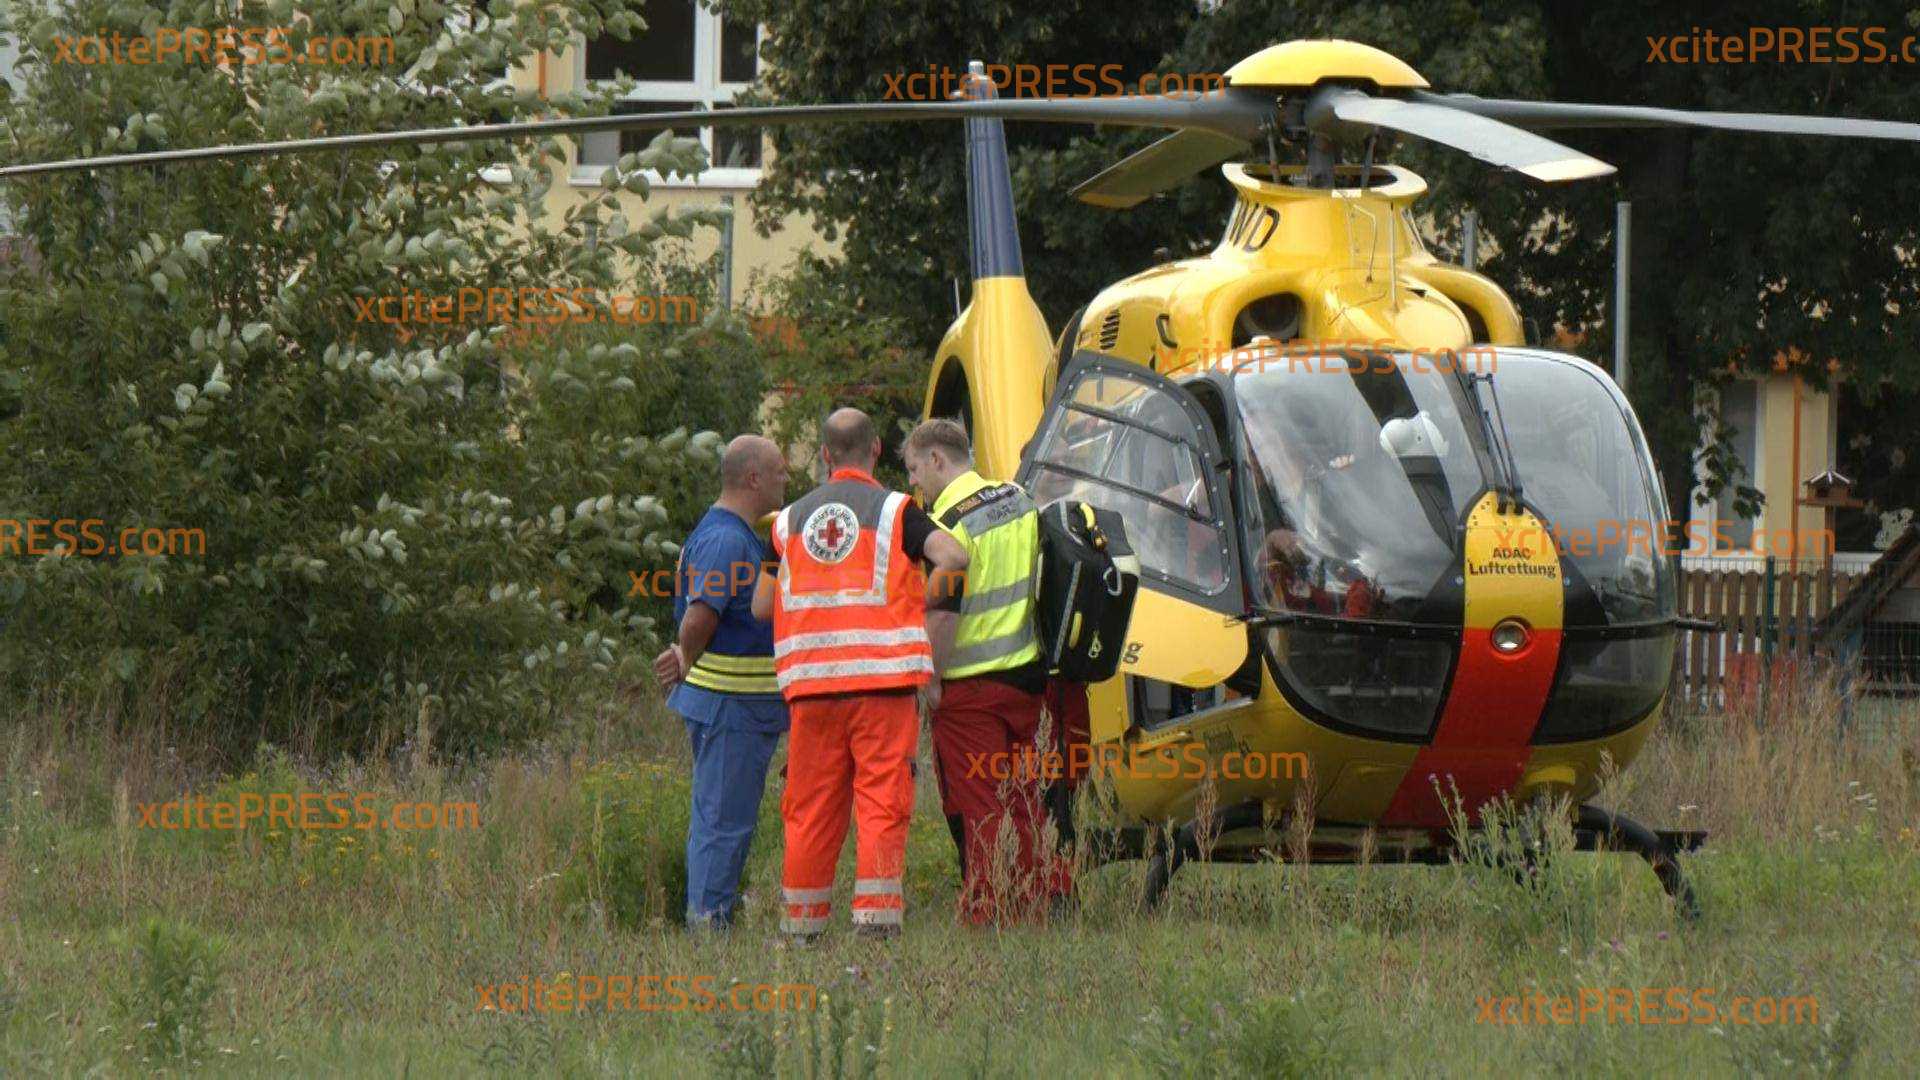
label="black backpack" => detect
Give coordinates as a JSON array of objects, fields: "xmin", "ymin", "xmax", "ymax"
[{"xmin": 1035, "ymin": 500, "xmax": 1140, "ymax": 682}]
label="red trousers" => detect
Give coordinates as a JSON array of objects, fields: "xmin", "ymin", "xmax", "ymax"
[
  {"xmin": 781, "ymin": 691, "xmax": 919, "ymax": 933},
  {"xmin": 931, "ymin": 678, "xmax": 1062, "ymax": 924},
  {"xmin": 1044, "ymin": 679, "xmax": 1092, "ymax": 786}
]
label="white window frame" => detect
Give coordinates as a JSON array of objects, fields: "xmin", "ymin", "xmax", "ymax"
[
  {"xmin": 1690, "ymin": 380, "xmax": 1763, "ymax": 554},
  {"xmin": 570, "ymin": 6, "xmax": 764, "ymax": 191},
  {"xmin": 0, "ymin": 31, "xmax": 18, "ymax": 233}
]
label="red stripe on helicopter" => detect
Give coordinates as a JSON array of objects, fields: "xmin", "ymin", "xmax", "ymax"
[{"xmin": 1380, "ymin": 625, "xmax": 1562, "ymax": 828}]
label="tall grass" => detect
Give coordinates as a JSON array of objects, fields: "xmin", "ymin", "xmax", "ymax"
[{"xmin": 2, "ymin": 669, "xmax": 1915, "ymax": 1075}]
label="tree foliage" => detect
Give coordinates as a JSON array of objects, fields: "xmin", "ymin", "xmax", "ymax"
[
  {"xmin": 727, "ymin": 0, "xmax": 1920, "ymax": 523},
  {"xmin": 0, "ymin": 0, "xmax": 756, "ymax": 757}
]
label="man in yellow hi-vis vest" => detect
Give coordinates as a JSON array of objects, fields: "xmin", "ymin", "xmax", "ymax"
[{"xmin": 902, "ymin": 418, "xmax": 1056, "ymax": 925}]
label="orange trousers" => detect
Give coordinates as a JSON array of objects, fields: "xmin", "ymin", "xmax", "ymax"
[{"xmin": 780, "ymin": 691, "xmax": 919, "ymax": 934}]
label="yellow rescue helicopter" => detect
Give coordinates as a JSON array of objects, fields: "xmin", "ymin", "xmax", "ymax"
[{"xmin": 11, "ymin": 39, "xmax": 1920, "ymax": 913}]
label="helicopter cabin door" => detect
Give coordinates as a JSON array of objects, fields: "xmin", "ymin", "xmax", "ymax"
[{"xmin": 1017, "ymin": 352, "xmax": 1249, "ymax": 690}]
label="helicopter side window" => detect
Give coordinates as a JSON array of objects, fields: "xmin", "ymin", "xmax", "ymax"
[{"xmin": 1025, "ymin": 370, "xmax": 1229, "ymax": 597}]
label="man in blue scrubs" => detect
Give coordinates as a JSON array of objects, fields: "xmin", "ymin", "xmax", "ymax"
[{"xmin": 653, "ymin": 434, "xmax": 790, "ymax": 929}]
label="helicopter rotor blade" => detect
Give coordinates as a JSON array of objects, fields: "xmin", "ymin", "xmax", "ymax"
[
  {"xmin": 1313, "ymin": 87, "xmax": 1616, "ymax": 182},
  {"xmin": 0, "ymin": 90, "xmax": 1276, "ymax": 180},
  {"xmin": 1414, "ymin": 91, "xmax": 1920, "ymax": 143},
  {"xmin": 1070, "ymin": 128, "xmax": 1252, "ymax": 208}
]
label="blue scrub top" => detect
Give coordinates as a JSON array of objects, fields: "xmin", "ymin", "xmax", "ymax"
[{"xmin": 667, "ymin": 505, "xmax": 786, "ymax": 731}]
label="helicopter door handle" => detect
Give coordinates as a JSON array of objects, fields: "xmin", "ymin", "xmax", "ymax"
[{"xmin": 1155, "ymin": 314, "xmax": 1177, "ymax": 350}]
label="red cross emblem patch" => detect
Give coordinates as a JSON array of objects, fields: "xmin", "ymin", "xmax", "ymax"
[{"xmin": 801, "ymin": 502, "xmax": 860, "ymax": 564}]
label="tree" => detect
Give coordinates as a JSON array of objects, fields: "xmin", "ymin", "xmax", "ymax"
[
  {"xmin": 725, "ymin": 0, "xmax": 1920, "ymax": 526},
  {"xmin": 0, "ymin": 0, "xmax": 755, "ymax": 758},
  {"xmin": 720, "ymin": 0, "xmax": 1210, "ymax": 349}
]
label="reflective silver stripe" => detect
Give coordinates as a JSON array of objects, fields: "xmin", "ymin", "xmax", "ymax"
[
  {"xmin": 783, "ymin": 886, "xmax": 833, "ymax": 903},
  {"xmin": 945, "ymin": 623, "xmax": 1037, "ymax": 670},
  {"xmin": 777, "ymin": 654, "xmax": 933, "ymax": 688},
  {"xmin": 956, "ymin": 495, "xmax": 1035, "ymax": 538},
  {"xmin": 777, "ymin": 490, "xmax": 904, "ymax": 610},
  {"xmin": 956, "ymin": 578, "xmax": 1032, "ymax": 616},
  {"xmin": 782, "ymin": 915, "xmax": 829, "ymax": 933},
  {"xmin": 853, "ymin": 878, "xmax": 902, "ymax": 896},
  {"xmin": 850, "ymin": 908, "xmax": 903, "ymax": 926},
  {"xmin": 774, "ymin": 626, "xmax": 931, "ymax": 660}
]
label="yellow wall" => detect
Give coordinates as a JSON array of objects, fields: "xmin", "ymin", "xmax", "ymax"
[
  {"xmin": 507, "ymin": 42, "xmax": 835, "ymax": 308},
  {"xmin": 1754, "ymin": 374, "xmax": 1837, "ymax": 551}
]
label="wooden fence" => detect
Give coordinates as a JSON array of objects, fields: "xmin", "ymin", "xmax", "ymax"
[{"xmin": 1671, "ymin": 565, "xmax": 1864, "ymax": 706}]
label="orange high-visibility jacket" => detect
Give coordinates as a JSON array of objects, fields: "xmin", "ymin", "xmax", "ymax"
[{"xmin": 772, "ymin": 469, "xmax": 933, "ymax": 700}]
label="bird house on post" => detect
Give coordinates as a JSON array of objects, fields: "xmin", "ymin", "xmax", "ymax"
[
  {"xmin": 1800, "ymin": 470, "xmax": 1857, "ymax": 508},
  {"xmin": 1799, "ymin": 470, "xmax": 1865, "ymax": 612}
]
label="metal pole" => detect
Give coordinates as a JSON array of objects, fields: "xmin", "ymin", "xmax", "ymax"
[
  {"xmin": 1761, "ymin": 554, "xmax": 1776, "ymax": 727},
  {"xmin": 1614, "ymin": 201, "xmax": 1631, "ymax": 390},
  {"xmin": 1461, "ymin": 210, "xmax": 1479, "ymax": 270},
  {"xmin": 718, "ymin": 193, "xmax": 735, "ymax": 310}
]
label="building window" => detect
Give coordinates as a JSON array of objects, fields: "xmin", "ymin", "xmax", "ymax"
[
  {"xmin": 576, "ymin": 1, "xmax": 763, "ymax": 185},
  {"xmin": 1694, "ymin": 381, "xmax": 1761, "ymax": 552}
]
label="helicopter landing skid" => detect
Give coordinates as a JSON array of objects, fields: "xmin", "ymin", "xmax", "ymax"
[
  {"xmin": 1572, "ymin": 805, "xmax": 1706, "ymax": 921},
  {"xmin": 1124, "ymin": 802, "xmax": 1706, "ymax": 919}
]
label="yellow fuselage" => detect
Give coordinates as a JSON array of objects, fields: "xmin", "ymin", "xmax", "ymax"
[{"xmin": 932, "ymin": 163, "xmax": 1660, "ymax": 844}]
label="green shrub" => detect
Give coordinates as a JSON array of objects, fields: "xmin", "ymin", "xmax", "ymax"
[
  {"xmin": 559, "ymin": 755, "xmax": 782, "ymax": 928},
  {"xmin": 0, "ymin": 0, "xmax": 767, "ymax": 760},
  {"xmin": 187, "ymin": 744, "xmax": 443, "ymax": 887},
  {"xmin": 113, "ymin": 917, "xmax": 223, "ymax": 1064}
]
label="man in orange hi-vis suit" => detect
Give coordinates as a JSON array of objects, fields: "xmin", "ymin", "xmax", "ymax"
[{"xmin": 752, "ymin": 408, "xmax": 968, "ymax": 942}]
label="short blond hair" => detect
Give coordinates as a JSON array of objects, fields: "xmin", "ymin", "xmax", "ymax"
[{"xmin": 902, "ymin": 418, "xmax": 972, "ymax": 466}]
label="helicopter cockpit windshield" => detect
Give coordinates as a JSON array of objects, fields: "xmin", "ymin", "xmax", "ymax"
[
  {"xmin": 1234, "ymin": 350, "xmax": 1492, "ymax": 623},
  {"xmin": 1226, "ymin": 347, "xmax": 1677, "ymax": 742},
  {"xmin": 1492, "ymin": 354, "xmax": 1677, "ymax": 626}
]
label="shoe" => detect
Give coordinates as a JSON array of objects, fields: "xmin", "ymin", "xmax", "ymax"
[
  {"xmin": 685, "ymin": 912, "xmax": 733, "ymax": 935},
  {"xmin": 852, "ymin": 923, "xmax": 901, "ymax": 942},
  {"xmin": 777, "ymin": 931, "xmax": 822, "ymax": 950}
]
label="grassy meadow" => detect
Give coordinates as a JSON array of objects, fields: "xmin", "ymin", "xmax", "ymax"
[{"xmin": 2, "ymin": 679, "xmax": 1916, "ymax": 1077}]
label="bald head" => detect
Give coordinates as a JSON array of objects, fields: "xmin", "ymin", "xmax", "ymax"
[
  {"xmin": 718, "ymin": 434, "xmax": 788, "ymax": 517},
  {"xmin": 821, "ymin": 408, "xmax": 879, "ymax": 470},
  {"xmin": 721, "ymin": 434, "xmax": 781, "ymax": 489}
]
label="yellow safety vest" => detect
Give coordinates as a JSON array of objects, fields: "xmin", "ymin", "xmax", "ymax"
[{"xmin": 931, "ymin": 470, "xmax": 1041, "ymax": 680}]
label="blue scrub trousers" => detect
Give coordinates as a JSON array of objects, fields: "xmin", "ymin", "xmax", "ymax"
[{"xmin": 684, "ymin": 707, "xmax": 783, "ymax": 926}]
